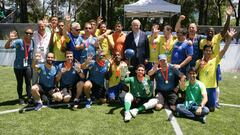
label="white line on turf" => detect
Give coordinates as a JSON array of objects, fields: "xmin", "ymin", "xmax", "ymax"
[
  {"xmin": 0, "ymin": 103, "xmax": 72, "ymax": 115},
  {"xmin": 220, "ymin": 103, "xmax": 240, "ymax": 108},
  {"xmin": 165, "ymin": 109, "xmax": 183, "ymax": 135}
]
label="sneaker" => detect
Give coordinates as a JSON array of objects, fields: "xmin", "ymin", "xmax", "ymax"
[
  {"xmin": 19, "ymin": 99, "xmax": 25, "ymax": 105},
  {"xmin": 73, "ymin": 99, "xmax": 80, "ymax": 109},
  {"xmin": 34, "ymin": 103, "xmax": 43, "ymax": 111},
  {"xmin": 199, "ymin": 116, "xmax": 207, "ymax": 124},
  {"xmin": 124, "ymin": 111, "xmax": 132, "ymax": 122},
  {"xmin": 216, "ymin": 102, "xmax": 221, "ymax": 109},
  {"xmin": 130, "ymin": 108, "xmax": 138, "ymax": 117},
  {"xmin": 85, "ymin": 99, "xmax": 92, "ymax": 108}
]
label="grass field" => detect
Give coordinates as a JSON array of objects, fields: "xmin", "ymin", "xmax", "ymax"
[{"xmin": 0, "ymin": 66, "xmax": 240, "ymax": 135}]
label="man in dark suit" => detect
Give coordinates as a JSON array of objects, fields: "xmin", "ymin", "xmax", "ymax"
[{"xmin": 124, "ymin": 19, "xmax": 149, "ymax": 76}]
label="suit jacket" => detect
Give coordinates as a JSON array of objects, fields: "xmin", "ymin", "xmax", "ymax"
[{"xmin": 124, "ymin": 30, "xmax": 149, "ymax": 68}]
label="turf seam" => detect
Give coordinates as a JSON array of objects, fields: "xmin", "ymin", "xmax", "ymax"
[{"xmin": 164, "ymin": 109, "xmax": 183, "ymax": 135}]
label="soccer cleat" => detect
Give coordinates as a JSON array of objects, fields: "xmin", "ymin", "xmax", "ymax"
[
  {"xmin": 34, "ymin": 103, "xmax": 43, "ymax": 111},
  {"xmin": 124, "ymin": 111, "xmax": 132, "ymax": 122},
  {"xmin": 130, "ymin": 108, "xmax": 138, "ymax": 117},
  {"xmin": 85, "ymin": 99, "xmax": 92, "ymax": 108}
]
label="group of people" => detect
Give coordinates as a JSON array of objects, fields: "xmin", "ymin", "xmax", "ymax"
[{"xmin": 4, "ymin": 6, "xmax": 237, "ymax": 123}]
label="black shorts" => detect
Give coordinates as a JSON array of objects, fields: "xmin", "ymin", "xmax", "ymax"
[
  {"xmin": 91, "ymin": 81, "xmax": 106, "ymax": 99},
  {"xmin": 131, "ymin": 98, "xmax": 150, "ymax": 108},
  {"xmin": 156, "ymin": 90, "xmax": 178, "ymax": 105}
]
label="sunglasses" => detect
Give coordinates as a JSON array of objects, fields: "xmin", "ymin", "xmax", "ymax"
[{"xmin": 25, "ymin": 32, "xmax": 33, "ymax": 35}]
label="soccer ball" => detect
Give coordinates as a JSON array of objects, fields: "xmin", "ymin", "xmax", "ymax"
[{"xmin": 124, "ymin": 49, "xmax": 135, "ymax": 60}]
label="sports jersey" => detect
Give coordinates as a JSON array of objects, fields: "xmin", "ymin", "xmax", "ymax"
[
  {"xmin": 66, "ymin": 33, "xmax": 82, "ymax": 62},
  {"xmin": 99, "ymin": 35, "xmax": 114, "ymax": 59},
  {"xmin": 195, "ymin": 55, "xmax": 220, "ymax": 88},
  {"xmin": 52, "ymin": 33, "xmax": 67, "ymax": 61},
  {"xmin": 11, "ymin": 39, "xmax": 34, "ymax": 69},
  {"xmin": 154, "ymin": 64, "xmax": 180, "ymax": 92},
  {"xmin": 38, "ymin": 64, "xmax": 57, "ymax": 89},
  {"xmin": 159, "ymin": 35, "xmax": 177, "ymax": 62},
  {"xmin": 184, "ymin": 80, "xmax": 207, "ymax": 108},
  {"xmin": 124, "ymin": 76, "xmax": 152, "ymax": 98},
  {"xmin": 58, "ymin": 63, "xmax": 78, "ymax": 88},
  {"xmin": 148, "ymin": 35, "xmax": 161, "ymax": 62},
  {"xmin": 112, "ymin": 32, "xmax": 126, "ymax": 57}
]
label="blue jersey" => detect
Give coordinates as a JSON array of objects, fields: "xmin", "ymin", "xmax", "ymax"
[
  {"xmin": 58, "ymin": 63, "xmax": 78, "ymax": 88},
  {"xmin": 154, "ymin": 64, "xmax": 180, "ymax": 92},
  {"xmin": 66, "ymin": 33, "xmax": 82, "ymax": 62},
  {"xmin": 79, "ymin": 36, "xmax": 97, "ymax": 63},
  {"xmin": 187, "ymin": 35, "xmax": 206, "ymax": 67},
  {"xmin": 88, "ymin": 60, "xmax": 109, "ymax": 86},
  {"xmin": 38, "ymin": 64, "xmax": 57, "ymax": 89},
  {"xmin": 11, "ymin": 39, "xmax": 34, "ymax": 69}
]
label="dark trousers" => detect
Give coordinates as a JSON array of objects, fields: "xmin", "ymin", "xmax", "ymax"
[
  {"xmin": 14, "ymin": 67, "xmax": 32, "ymax": 99},
  {"xmin": 176, "ymin": 104, "xmax": 209, "ymax": 119}
]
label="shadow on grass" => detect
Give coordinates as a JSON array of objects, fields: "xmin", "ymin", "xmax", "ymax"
[
  {"xmin": 0, "ymin": 99, "xmax": 19, "ymax": 106},
  {"xmin": 106, "ymin": 101, "xmax": 123, "ymax": 115}
]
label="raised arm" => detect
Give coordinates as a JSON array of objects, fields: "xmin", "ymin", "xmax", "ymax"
[
  {"xmin": 220, "ymin": 6, "xmax": 233, "ymax": 37},
  {"xmin": 4, "ymin": 31, "xmax": 18, "ymax": 49},
  {"xmin": 175, "ymin": 15, "xmax": 185, "ymax": 32},
  {"xmin": 219, "ymin": 28, "xmax": 237, "ymax": 59}
]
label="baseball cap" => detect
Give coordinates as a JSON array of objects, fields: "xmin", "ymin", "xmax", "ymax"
[{"xmin": 158, "ymin": 54, "xmax": 167, "ymax": 61}]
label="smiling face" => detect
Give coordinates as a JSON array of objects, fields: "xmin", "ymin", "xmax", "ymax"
[
  {"xmin": 136, "ymin": 65, "xmax": 145, "ymax": 78},
  {"xmin": 24, "ymin": 28, "xmax": 33, "ymax": 39},
  {"xmin": 65, "ymin": 51, "xmax": 73, "ymax": 64},
  {"xmin": 46, "ymin": 53, "xmax": 54, "ymax": 65},
  {"xmin": 131, "ymin": 19, "xmax": 141, "ymax": 33}
]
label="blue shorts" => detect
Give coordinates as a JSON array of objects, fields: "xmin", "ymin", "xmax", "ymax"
[
  {"xmin": 108, "ymin": 83, "xmax": 123, "ymax": 100},
  {"xmin": 216, "ymin": 64, "xmax": 222, "ymax": 82},
  {"xmin": 206, "ymin": 88, "xmax": 217, "ymax": 108}
]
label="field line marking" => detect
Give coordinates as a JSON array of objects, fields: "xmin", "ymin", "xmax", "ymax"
[
  {"xmin": 0, "ymin": 103, "xmax": 73, "ymax": 115},
  {"xmin": 164, "ymin": 109, "xmax": 183, "ymax": 135},
  {"xmin": 220, "ymin": 103, "xmax": 240, "ymax": 108}
]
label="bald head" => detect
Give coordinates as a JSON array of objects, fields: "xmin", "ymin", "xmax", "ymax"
[{"xmin": 131, "ymin": 19, "xmax": 141, "ymax": 33}]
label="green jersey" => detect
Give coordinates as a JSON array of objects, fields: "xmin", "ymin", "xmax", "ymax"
[{"xmin": 124, "ymin": 76, "xmax": 153, "ymax": 98}]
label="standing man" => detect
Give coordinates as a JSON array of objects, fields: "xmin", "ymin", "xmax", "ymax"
[
  {"xmin": 32, "ymin": 20, "xmax": 52, "ymax": 84},
  {"xmin": 195, "ymin": 28, "xmax": 236, "ymax": 112},
  {"xmin": 112, "ymin": 22, "xmax": 126, "ymax": 57},
  {"xmin": 124, "ymin": 19, "xmax": 149, "ymax": 75},
  {"xmin": 176, "ymin": 67, "xmax": 209, "ymax": 123},
  {"xmin": 171, "ymin": 28, "xmax": 193, "ymax": 75}
]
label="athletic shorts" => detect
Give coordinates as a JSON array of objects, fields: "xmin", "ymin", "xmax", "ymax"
[
  {"xmin": 206, "ymin": 88, "xmax": 217, "ymax": 108},
  {"xmin": 108, "ymin": 83, "xmax": 123, "ymax": 100},
  {"xmin": 155, "ymin": 91, "xmax": 178, "ymax": 105},
  {"xmin": 131, "ymin": 98, "xmax": 150, "ymax": 108},
  {"xmin": 91, "ymin": 81, "xmax": 106, "ymax": 99}
]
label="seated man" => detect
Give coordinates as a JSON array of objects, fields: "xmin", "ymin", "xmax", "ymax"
[
  {"xmin": 176, "ymin": 67, "xmax": 209, "ymax": 123},
  {"xmin": 148, "ymin": 54, "xmax": 185, "ymax": 111},
  {"xmin": 106, "ymin": 51, "xmax": 128, "ymax": 102},
  {"xmin": 56, "ymin": 51, "xmax": 84, "ymax": 104},
  {"xmin": 123, "ymin": 64, "xmax": 153, "ymax": 122},
  {"xmin": 31, "ymin": 52, "xmax": 59, "ymax": 111},
  {"xmin": 82, "ymin": 51, "xmax": 110, "ymax": 108}
]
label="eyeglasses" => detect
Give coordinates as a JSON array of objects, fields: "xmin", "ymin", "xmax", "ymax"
[
  {"xmin": 25, "ymin": 32, "xmax": 33, "ymax": 35},
  {"xmin": 85, "ymin": 27, "xmax": 92, "ymax": 30}
]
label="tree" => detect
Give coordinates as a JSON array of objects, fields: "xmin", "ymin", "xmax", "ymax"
[{"xmin": 19, "ymin": 0, "xmax": 28, "ymax": 23}]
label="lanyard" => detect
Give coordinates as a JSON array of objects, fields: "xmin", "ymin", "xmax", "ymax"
[
  {"xmin": 159, "ymin": 64, "xmax": 169, "ymax": 84},
  {"xmin": 24, "ymin": 40, "xmax": 31, "ymax": 59},
  {"xmin": 83, "ymin": 35, "xmax": 89, "ymax": 49}
]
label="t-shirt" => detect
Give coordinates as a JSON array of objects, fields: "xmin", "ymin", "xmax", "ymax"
[
  {"xmin": 52, "ymin": 33, "xmax": 67, "ymax": 61},
  {"xmin": 11, "ymin": 39, "xmax": 34, "ymax": 69},
  {"xmin": 200, "ymin": 33, "xmax": 222, "ymax": 58},
  {"xmin": 195, "ymin": 55, "xmax": 220, "ymax": 88},
  {"xmin": 148, "ymin": 35, "xmax": 161, "ymax": 63},
  {"xmin": 38, "ymin": 64, "xmax": 57, "ymax": 89},
  {"xmin": 188, "ymin": 34, "xmax": 206, "ymax": 67},
  {"xmin": 66, "ymin": 33, "xmax": 82, "ymax": 62},
  {"xmin": 184, "ymin": 80, "xmax": 207, "ymax": 108},
  {"xmin": 112, "ymin": 32, "xmax": 126, "ymax": 57},
  {"xmin": 159, "ymin": 35, "xmax": 177, "ymax": 62},
  {"xmin": 88, "ymin": 60, "xmax": 110, "ymax": 86},
  {"xmin": 154, "ymin": 64, "xmax": 180, "ymax": 92},
  {"xmin": 78, "ymin": 35, "xmax": 97, "ymax": 63},
  {"xmin": 99, "ymin": 35, "xmax": 114, "ymax": 59},
  {"xmin": 58, "ymin": 63, "xmax": 78, "ymax": 88},
  {"xmin": 124, "ymin": 76, "xmax": 152, "ymax": 98},
  {"xmin": 108, "ymin": 61, "xmax": 128, "ymax": 88}
]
